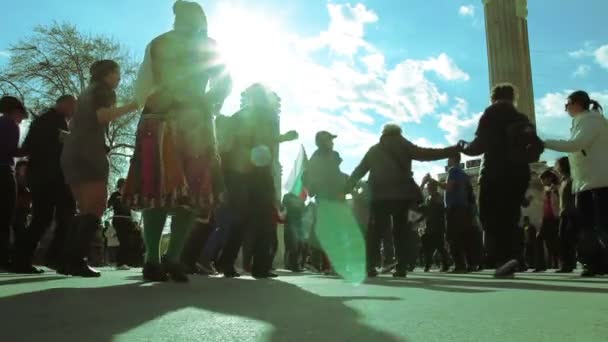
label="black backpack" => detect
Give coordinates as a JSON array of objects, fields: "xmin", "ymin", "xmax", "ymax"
[{"xmin": 505, "ymin": 118, "xmax": 544, "ymax": 164}]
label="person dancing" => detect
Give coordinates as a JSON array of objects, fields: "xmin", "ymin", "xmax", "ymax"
[
  {"xmin": 123, "ymin": 0, "xmax": 232, "ymax": 282},
  {"xmin": 60, "ymin": 60, "xmax": 138, "ymax": 277},
  {"xmin": 0, "ymin": 96, "xmax": 28, "ymax": 271},
  {"xmin": 218, "ymin": 84, "xmax": 298, "ymax": 279}
]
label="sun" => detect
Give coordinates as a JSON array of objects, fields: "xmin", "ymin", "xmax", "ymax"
[{"xmin": 209, "ymin": 4, "xmax": 296, "ymax": 97}]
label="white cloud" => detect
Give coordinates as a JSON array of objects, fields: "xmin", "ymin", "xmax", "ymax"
[
  {"xmin": 438, "ymin": 97, "xmax": 481, "ymax": 144},
  {"xmin": 423, "ymin": 53, "xmax": 470, "ymax": 81},
  {"xmin": 568, "ymin": 42, "xmax": 608, "ymax": 70},
  {"xmin": 568, "ymin": 41, "xmax": 595, "ymax": 58},
  {"xmin": 536, "ymin": 91, "xmax": 568, "ymax": 118},
  {"xmin": 301, "ymin": 3, "xmax": 378, "ymax": 57},
  {"xmin": 573, "ymin": 64, "xmax": 591, "ymax": 77},
  {"xmin": 209, "ymin": 2, "xmax": 470, "ymax": 183},
  {"xmin": 0, "ymin": 50, "xmax": 9, "ymax": 58},
  {"xmin": 594, "ymin": 45, "xmax": 608, "ymax": 69},
  {"xmin": 458, "ymin": 5, "xmax": 475, "ymax": 17}
]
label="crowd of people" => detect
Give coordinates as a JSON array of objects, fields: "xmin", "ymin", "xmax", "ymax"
[{"xmin": 1, "ymin": 1, "xmax": 608, "ymax": 284}]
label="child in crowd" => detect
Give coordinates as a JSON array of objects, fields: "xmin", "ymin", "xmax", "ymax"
[
  {"xmin": 555, "ymin": 157, "xmax": 577, "ymax": 273},
  {"xmin": 536, "ymin": 170, "xmax": 560, "ymax": 271}
]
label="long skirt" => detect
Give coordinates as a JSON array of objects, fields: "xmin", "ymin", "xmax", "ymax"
[{"xmin": 123, "ymin": 110, "xmax": 219, "ymax": 212}]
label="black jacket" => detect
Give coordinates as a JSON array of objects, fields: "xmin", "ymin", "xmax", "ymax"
[
  {"xmin": 463, "ymin": 102, "xmax": 531, "ymax": 180},
  {"xmin": 21, "ymin": 108, "xmax": 68, "ymax": 186},
  {"xmin": 346, "ymin": 133, "xmax": 456, "ymax": 201}
]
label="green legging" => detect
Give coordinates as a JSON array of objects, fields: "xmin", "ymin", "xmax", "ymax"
[{"xmin": 142, "ymin": 207, "xmax": 196, "ymax": 264}]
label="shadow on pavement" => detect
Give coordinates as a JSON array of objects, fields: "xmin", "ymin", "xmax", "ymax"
[
  {"xmin": 0, "ymin": 275, "xmax": 65, "ymax": 286},
  {"xmin": 0, "ymin": 275, "xmax": 405, "ymax": 342},
  {"xmin": 359, "ymin": 273, "xmax": 608, "ymax": 294}
]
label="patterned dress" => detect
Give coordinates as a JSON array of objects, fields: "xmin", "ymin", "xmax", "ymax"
[{"xmin": 123, "ymin": 30, "xmax": 230, "ymax": 211}]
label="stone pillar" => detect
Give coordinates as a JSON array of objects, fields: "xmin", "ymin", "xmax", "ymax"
[{"xmin": 482, "ymin": 0, "xmax": 535, "ymax": 124}]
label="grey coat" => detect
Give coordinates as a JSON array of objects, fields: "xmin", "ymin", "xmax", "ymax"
[{"xmin": 346, "ymin": 133, "xmax": 456, "ymax": 201}]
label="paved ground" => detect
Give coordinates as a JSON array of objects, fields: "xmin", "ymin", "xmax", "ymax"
[{"xmin": 1, "ymin": 268, "xmax": 607, "ymax": 342}]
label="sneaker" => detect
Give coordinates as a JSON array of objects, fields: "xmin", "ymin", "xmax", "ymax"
[
  {"xmin": 381, "ymin": 262, "xmax": 397, "ymax": 274},
  {"xmin": 116, "ymin": 265, "xmax": 131, "ymax": 271},
  {"xmin": 198, "ymin": 261, "xmax": 218, "ymax": 275},
  {"xmin": 367, "ymin": 269, "xmax": 379, "ymax": 278},
  {"xmin": 494, "ymin": 259, "xmax": 519, "ymax": 278}
]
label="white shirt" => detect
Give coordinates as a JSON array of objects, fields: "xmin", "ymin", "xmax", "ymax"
[{"xmin": 544, "ymin": 110, "xmax": 608, "ymax": 193}]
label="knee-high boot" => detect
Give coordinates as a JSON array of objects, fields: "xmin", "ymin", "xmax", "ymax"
[{"xmin": 65, "ymin": 214, "xmax": 101, "ymax": 278}]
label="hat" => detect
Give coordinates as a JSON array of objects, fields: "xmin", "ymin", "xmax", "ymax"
[
  {"xmin": 0, "ymin": 96, "xmax": 27, "ymax": 116},
  {"xmin": 315, "ymin": 131, "xmax": 337, "ymax": 146}
]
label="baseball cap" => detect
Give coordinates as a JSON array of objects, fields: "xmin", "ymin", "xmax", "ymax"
[{"xmin": 315, "ymin": 130, "xmax": 337, "ymax": 146}]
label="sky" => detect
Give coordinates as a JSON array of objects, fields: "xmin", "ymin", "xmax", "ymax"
[{"xmin": 1, "ymin": 0, "xmax": 608, "ymax": 185}]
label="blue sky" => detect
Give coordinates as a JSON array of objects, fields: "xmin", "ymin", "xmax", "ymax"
[{"xmin": 2, "ymin": 0, "xmax": 608, "ymax": 182}]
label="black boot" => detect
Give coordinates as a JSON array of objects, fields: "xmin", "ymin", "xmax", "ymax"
[
  {"xmin": 143, "ymin": 263, "xmax": 169, "ymax": 282},
  {"xmin": 57, "ymin": 216, "xmax": 80, "ymax": 275},
  {"xmin": 165, "ymin": 262, "xmax": 189, "ymax": 283},
  {"xmin": 66, "ymin": 215, "xmax": 101, "ymax": 278}
]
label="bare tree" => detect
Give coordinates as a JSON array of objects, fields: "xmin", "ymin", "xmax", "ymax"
[{"xmin": 0, "ymin": 22, "xmax": 139, "ymax": 183}]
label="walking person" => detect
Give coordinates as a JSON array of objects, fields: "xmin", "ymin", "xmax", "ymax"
[
  {"xmin": 345, "ymin": 124, "xmax": 458, "ymax": 278},
  {"xmin": 12, "ymin": 95, "xmax": 77, "ymax": 273},
  {"xmin": 0, "ymin": 96, "xmax": 28, "ymax": 270},
  {"xmin": 218, "ymin": 84, "xmax": 297, "ymax": 279},
  {"xmin": 60, "ymin": 60, "xmax": 139, "ymax": 277},
  {"xmin": 460, "ymin": 84, "xmax": 543, "ymax": 278},
  {"xmin": 543, "ymin": 91, "xmax": 608, "ymax": 277},
  {"xmin": 443, "ymin": 154, "xmax": 477, "ymax": 273}
]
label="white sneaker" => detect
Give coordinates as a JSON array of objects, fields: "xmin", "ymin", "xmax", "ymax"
[{"xmin": 116, "ymin": 265, "xmax": 131, "ymax": 271}]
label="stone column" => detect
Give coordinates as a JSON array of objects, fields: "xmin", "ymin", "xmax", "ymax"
[{"xmin": 482, "ymin": 0, "xmax": 536, "ymax": 124}]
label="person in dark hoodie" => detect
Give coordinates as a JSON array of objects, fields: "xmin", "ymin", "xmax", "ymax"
[
  {"xmin": 12, "ymin": 95, "xmax": 77, "ymax": 273},
  {"xmin": 460, "ymin": 83, "xmax": 537, "ymax": 278},
  {"xmin": 0, "ymin": 96, "xmax": 28, "ymax": 271},
  {"xmin": 217, "ymin": 84, "xmax": 297, "ymax": 279},
  {"xmin": 345, "ymin": 123, "xmax": 458, "ymax": 278}
]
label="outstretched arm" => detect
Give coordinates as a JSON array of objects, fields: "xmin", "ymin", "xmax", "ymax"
[
  {"xmin": 278, "ymin": 130, "xmax": 299, "ymax": 143},
  {"xmin": 462, "ymin": 111, "xmax": 490, "ymax": 156},
  {"xmin": 409, "ymin": 143, "xmax": 458, "ymax": 162},
  {"xmin": 544, "ymin": 118, "xmax": 600, "ymax": 153},
  {"xmin": 345, "ymin": 153, "xmax": 371, "ymax": 194}
]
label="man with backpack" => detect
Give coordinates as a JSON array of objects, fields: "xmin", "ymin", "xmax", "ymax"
[
  {"xmin": 345, "ymin": 124, "xmax": 458, "ymax": 278},
  {"xmin": 460, "ymin": 83, "xmax": 543, "ymax": 278}
]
